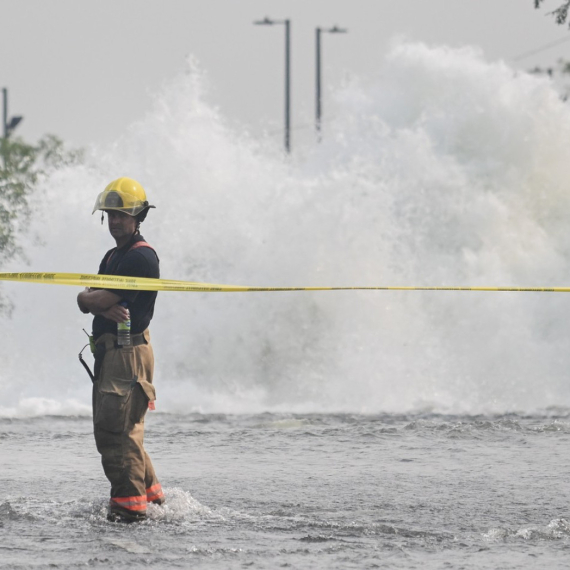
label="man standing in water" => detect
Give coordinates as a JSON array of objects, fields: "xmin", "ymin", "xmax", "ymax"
[{"xmin": 77, "ymin": 177, "xmax": 165, "ymax": 522}]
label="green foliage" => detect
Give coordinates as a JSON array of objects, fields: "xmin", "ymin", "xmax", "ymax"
[
  {"xmin": 0, "ymin": 134, "xmax": 82, "ymax": 314},
  {"xmin": 528, "ymin": 58, "xmax": 570, "ymax": 100},
  {"xmin": 535, "ymin": 0, "xmax": 570, "ymax": 26}
]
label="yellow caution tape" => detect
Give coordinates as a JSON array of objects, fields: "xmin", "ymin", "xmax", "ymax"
[{"xmin": 0, "ymin": 272, "xmax": 568, "ymax": 293}]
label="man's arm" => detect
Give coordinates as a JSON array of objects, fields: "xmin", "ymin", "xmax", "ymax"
[{"xmin": 77, "ymin": 288, "xmax": 129, "ymax": 323}]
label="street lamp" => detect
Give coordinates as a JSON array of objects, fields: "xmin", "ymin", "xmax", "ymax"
[
  {"xmin": 3, "ymin": 88, "xmax": 23, "ymax": 139},
  {"xmin": 254, "ymin": 17, "xmax": 291, "ymax": 153},
  {"xmin": 316, "ymin": 25, "xmax": 347, "ymax": 141},
  {"xmin": 2, "ymin": 88, "xmax": 23, "ymax": 168}
]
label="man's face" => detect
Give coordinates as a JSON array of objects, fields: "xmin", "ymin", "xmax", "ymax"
[{"xmin": 106, "ymin": 210, "xmax": 136, "ymax": 240}]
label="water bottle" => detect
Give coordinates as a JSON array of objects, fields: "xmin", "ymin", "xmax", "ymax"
[{"xmin": 117, "ymin": 301, "xmax": 131, "ymax": 346}]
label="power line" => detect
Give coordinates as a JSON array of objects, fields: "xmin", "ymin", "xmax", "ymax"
[{"xmin": 512, "ymin": 35, "xmax": 570, "ymax": 62}]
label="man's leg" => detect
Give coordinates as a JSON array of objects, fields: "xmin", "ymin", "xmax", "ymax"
[
  {"xmin": 94, "ymin": 383, "xmax": 148, "ymax": 521},
  {"xmin": 144, "ymin": 450, "xmax": 165, "ymax": 505},
  {"xmin": 93, "ymin": 338, "xmax": 163, "ymax": 521},
  {"xmin": 93, "ymin": 344, "xmax": 150, "ymax": 521}
]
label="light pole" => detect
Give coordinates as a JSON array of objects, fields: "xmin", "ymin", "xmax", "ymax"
[
  {"xmin": 316, "ymin": 25, "xmax": 347, "ymax": 141},
  {"xmin": 254, "ymin": 17, "xmax": 291, "ymax": 153},
  {"xmin": 2, "ymin": 88, "xmax": 23, "ymax": 168},
  {"xmin": 2, "ymin": 88, "xmax": 23, "ymax": 140}
]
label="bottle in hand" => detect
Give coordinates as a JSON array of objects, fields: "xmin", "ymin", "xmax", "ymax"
[{"xmin": 117, "ymin": 301, "xmax": 131, "ymax": 346}]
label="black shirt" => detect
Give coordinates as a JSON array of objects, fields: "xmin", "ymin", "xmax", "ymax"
[{"xmin": 92, "ymin": 233, "xmax": 160, "ymax": 339}]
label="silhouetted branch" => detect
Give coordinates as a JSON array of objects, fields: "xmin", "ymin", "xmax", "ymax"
[{"xmin": 535, "ymin": 0, "xmax": 570, "ymax": 27}]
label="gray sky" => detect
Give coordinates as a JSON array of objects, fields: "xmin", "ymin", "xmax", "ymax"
[{"xmin": 1, "ymin": 0, "xmax": 569, "ymax": 148}]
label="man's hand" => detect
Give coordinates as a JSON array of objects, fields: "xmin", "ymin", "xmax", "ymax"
[{"xmin": 99, "ymin": 304, "xmax": 129, "ymax": 323}]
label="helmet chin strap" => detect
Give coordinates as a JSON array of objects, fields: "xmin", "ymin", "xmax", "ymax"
[{"xmin": 101, "ymin": 212, "xmax": 104, "ymax": 225}]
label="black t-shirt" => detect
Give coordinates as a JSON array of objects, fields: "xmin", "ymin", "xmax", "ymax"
[{"xmin": 92, "ymin": 234, "xmax": 160, "ymax": 339}]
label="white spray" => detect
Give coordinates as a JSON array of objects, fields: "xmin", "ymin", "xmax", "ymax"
[{"xmin": 2, "ymin": 42, "xmax": 570, "ymax": 417}]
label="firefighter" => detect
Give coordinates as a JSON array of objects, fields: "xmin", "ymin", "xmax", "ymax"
[{"xmin": 77, "ymin": 177, "xmax": 165, "ymax": 522}]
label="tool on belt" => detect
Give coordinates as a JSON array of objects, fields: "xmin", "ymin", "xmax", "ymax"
[
  {"xmin": 78, "ymin": 329, "xmax": 148, "ymax": 383},
  {"xmin": 79, "ymin": 329, "xmax": 97, "ymax": 383}
]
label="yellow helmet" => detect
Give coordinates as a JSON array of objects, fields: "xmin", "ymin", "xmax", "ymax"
[{"xmin": 92, "ymin": 177, "xmax": 155, "ymax": 217}]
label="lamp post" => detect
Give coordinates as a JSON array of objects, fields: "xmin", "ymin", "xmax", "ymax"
[
  {"xmin": 2, "ymin": 88, "xmax": 23, "ymax": 140},
  {"xmin": 316, "ymin": 25, "xmax": 347, "ymax": 141},
  {"xmin": 254, "ymin": 17, "xmax": 291, "ymax": 153},
  {"xmin": 2, "ymin": 88, "xmax": 23, "ymax": 168}
]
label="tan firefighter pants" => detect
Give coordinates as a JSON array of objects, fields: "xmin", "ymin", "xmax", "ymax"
[{"xmin": 92, "ymin": 330, "xmax": 164, "ymax": 517}]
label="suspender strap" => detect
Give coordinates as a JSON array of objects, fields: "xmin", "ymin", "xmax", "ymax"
[{"xmin": 104, "ymin": 240, "xmax": 156, "ymax": 271}]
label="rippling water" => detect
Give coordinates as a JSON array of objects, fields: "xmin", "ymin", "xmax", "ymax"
[{"xmin": 3, "ymin": 411, "xmax": 570, "ymax": 569}]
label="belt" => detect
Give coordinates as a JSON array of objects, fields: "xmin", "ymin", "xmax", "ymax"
[
  {"xmin": 90, "ymin": 330, "xmax": 150, "ymax": 383},
  {"xmin": 112, "ymin": 334, "xmax": 147, "ymax": 349},
  {"xmin": 94, "ymin": 329, "xmax": 150, "ymax": 352}
]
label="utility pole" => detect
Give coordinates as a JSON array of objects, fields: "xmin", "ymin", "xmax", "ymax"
[
  {"xmin": 254, "ymin": 17, "xmax": 291, "ymax": 153},
  {"xmin": 2, "ymin": 88, "xmax": 24, "ymax": 167},
  {"xmin": 315, "ymin": 25, "xmax": 347, "ymax": 141},
  {"xmin": 3, "ymin": 88, "xmax": 8, "ymax": 140},
  {"xmin": 285, "ymin": 19, "xmax": 290, "ymax": 153},
  {"xmin": 316, "ymin": 27, "xmax": 322, "ymax": 139}
]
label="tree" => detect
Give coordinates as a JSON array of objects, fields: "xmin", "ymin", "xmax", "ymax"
[
  {"xmin": 0, "ymin": 134, "xmax": 82, "ymax": 314},
  {"xmin": 529, "ymin": 58, "xmax": 570, "ymax": 100},
  {"xmin": 535, "ymin": 0, "xmax": 570, "ymax": 26}
]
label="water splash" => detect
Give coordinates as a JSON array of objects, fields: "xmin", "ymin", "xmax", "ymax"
[
  {"xmin": 147, "ymin": 488, "xmax": 220, "ymax": 523},
  {"xmin": 2, "ymin": 42, "xmax": 570, "ymax": 416}
]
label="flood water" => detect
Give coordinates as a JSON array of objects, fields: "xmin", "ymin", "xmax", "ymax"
[{"xmin": 3, "ymin": 411, "xmax": 570, "ymax": 569}]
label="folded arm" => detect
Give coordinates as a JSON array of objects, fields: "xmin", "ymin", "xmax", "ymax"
[{"xmin": 77, "ymin": 288, "xmax": 129, "ymax": 323}]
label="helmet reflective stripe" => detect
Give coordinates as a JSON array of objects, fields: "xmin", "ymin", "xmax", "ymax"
[{"xmin": 92, "ymin": 177, "xmax": 155, "ymax": 217}]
